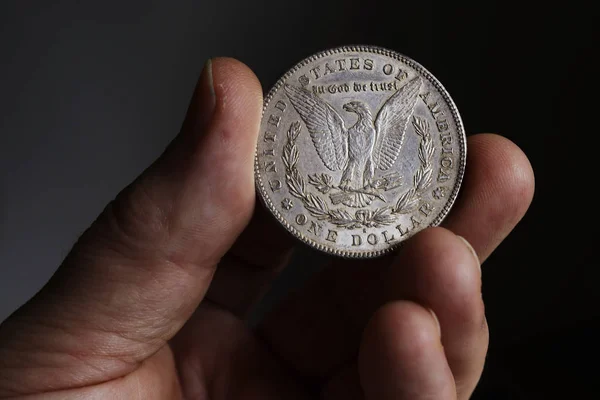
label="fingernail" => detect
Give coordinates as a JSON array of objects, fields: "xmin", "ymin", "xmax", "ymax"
[
  {"xmin": 428, "ymin": 308, "xmax": 442, "ymax": 338},
  {"xmin": 199, "ymin": 58, "xmax": 216, "ymax": 127},
  {"xmin": 205, "ymin": 59, "xmax": 215, "ymax": 102},
  {"xmin": 457, "ymin": 235, "xmax": 480, "ymax": 272}
]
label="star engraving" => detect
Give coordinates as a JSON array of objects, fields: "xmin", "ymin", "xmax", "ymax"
[
  {"xmin": 432, "ymin": 187, "xmax": 447, "ymax": 200},
  {"xmin": 281, "ymin": 198, "xmax": 294, "ymax": 210}
]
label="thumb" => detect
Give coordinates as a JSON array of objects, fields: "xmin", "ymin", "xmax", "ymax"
[{"xmin": 0, "ymin": 57, "xmax": 263, "ymax": 396}]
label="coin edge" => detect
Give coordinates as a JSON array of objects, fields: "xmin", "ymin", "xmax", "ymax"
[{"xmin": 254, "ymin": 44, "xmax": 467, "ymax": 258}]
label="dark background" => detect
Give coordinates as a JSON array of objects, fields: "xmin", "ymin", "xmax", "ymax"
[{"xmin": 0, "ymin": 1, "xmax": 597, "ymax": 398}]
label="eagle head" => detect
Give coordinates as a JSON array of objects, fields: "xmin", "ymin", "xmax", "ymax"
[{"xmin": 343, "ymin": 101, "xmax": 370, "ymax": 118}]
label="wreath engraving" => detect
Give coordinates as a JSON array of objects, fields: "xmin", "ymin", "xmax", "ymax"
[{"xmin": 282, "ymin": 116, "xmax": 434, "ymax": 229}]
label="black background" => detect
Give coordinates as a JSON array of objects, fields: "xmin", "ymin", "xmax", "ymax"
[{"xmin": 0, "ymin": 1, "xmax": 597, "ymax": 398}]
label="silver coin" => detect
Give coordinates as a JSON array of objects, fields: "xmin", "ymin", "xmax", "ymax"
[{"xmin": 255, "ymin": 45, "xmax": 466, "ymax": 258}]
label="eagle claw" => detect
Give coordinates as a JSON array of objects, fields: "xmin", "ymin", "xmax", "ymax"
[{"xmin": 339, "ymin": 180, "xmax": 352, "ymax": 192}]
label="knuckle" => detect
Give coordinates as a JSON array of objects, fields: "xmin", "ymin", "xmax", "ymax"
[
  {"xmin": 375, "ymin": 302, "xmax": 440, "ymax": 358},
  {"xmin": 434, "ymin": 237, "xmax": 485, "ymax": 332},
  {"xmin": 448, "ymin": 268, "xmax": 485, "ymax": 332},
  {"xmin": 89, "ymin": 181, "xmax": 171, "ymax": 259}
]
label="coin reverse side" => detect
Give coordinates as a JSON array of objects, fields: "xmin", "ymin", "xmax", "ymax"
[{"xmin": 255, "ymin": 45, "xmax": 466, "ymax": 258}]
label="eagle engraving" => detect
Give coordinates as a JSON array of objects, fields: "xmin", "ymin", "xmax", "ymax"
[{"xmin": 284, "ymin": 77, "xmax": 422, "ymax": 207}]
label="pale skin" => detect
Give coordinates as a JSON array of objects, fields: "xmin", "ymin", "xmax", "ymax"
[{"xmin": 0, "ymin": 58, "xmax": 535, "ymax": 399}]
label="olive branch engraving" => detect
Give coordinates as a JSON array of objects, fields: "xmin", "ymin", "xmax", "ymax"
[
  {"xmin": 307, "ymin": 171, "xmax": 402, "ymax": 199},
  {"xmin": 392, "ymin": 116, "xmax": 435, "ymax": 214}
]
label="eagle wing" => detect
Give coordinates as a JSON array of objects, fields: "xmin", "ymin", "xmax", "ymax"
[
  {"xmin": 373, "ymin": 77, "xmax": 422, "ymax": 170},
  {"xmin": 284, "ymin": 84, "xmax": 348, "ymax": 171}
]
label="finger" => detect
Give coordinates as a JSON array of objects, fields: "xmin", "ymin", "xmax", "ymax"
[
  {"xmin": 359, "ymin": 301, "xmax": 456, "ymax": 400},
  {"xmin": 259, "ymin": 134, "xmax": 530, "ymax": 382},
  {"xmin": 442, "ymin": 134, "xmax": 535, "ymax": 261},
  {"xmin": 0, "ymin": 57, "xmax": 263, "ymax": 396},
  {"xmin": 382, "ymin": 228, "xmax": 487, "ymax": 399}
]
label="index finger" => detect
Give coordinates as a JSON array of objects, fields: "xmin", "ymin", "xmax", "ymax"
[{"xmin": 441, "ymin": 133, "xmax": 535, "ymax": 261}]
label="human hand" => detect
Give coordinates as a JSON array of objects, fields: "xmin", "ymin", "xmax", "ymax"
[{"xmin": 0, "ymin": 58, "xmax": 534, "ymax": 399}]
